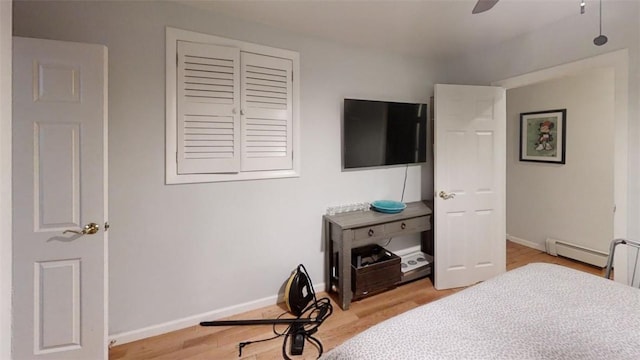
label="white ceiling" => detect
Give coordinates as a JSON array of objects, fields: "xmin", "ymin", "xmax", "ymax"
[{"xmin": 178, "ymin": 0, "xmax": 596, "ymax": 60}]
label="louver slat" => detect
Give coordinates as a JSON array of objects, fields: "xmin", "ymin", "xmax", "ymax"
[
  {"xmin": 177, "ymin": 41, "xmax": 240, "ymax": 174},
  {"xmin": 241, "ymin": 53, "xmax": 293, "ymax": 171}
]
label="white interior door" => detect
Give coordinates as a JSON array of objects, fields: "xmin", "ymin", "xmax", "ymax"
[
  {"xmin": 12, "ymin": 37, "xmax": 108, "ymax": 359},
  {"xmin": 434, "ymin": 84, "xmax": 506, "ymax": 290}
]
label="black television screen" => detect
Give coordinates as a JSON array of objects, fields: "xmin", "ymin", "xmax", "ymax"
[{"xmin": 342, "ymin": 99, "xmax": 427, "ymax": 169}]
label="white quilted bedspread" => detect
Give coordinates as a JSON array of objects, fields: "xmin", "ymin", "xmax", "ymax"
[{"xmin": 322, "ymin": 263, "xmax": 640, "ymax": 360}]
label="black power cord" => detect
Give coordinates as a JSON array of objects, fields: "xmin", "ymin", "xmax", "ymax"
[
  {"xmin": 380, "ymin": 164, "xmax": 410, "ymax": 248},
  {"xmin": 236, "ymin": 264, "xmax": 333, "ymax": 359},
  {"xmin": 401, "ymin": 163, "xmax": 408, "ymax": 202}
]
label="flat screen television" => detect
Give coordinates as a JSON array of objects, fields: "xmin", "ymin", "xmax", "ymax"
[{"xmin": 342, "ymin": 98, "xmax": 427, "ymax": 170}]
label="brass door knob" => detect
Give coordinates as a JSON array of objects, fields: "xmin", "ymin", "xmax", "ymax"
[
  {"xmin": 64, "ymin": 222, "xmax": 100, "ymax": 235},
  {"xmin": 439, "ymin": 191, "xmax": 456, "ymax": 200}
]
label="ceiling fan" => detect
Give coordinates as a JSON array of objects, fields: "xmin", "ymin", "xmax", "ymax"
[{"xmin": 472, "ymin": 0, "xmax": 499, "ymax": 14}]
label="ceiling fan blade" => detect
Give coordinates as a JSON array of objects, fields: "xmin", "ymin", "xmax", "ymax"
[{"xmin": 472, "ymin": 0, "xmax": 499, "ymax": 14}]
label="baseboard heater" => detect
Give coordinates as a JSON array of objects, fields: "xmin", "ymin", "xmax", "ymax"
[{"xmin": 545, "ymin": 238, "xmax": 608, "ymax": 267}]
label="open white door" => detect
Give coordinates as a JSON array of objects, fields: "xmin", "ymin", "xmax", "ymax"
[
  {"xmin": 12, "ymin": 37, "xmax": 108, "ymax": 359},
  {"xmin": 434, "ymin": 84, "xmax": 506, "ymax": 290}
]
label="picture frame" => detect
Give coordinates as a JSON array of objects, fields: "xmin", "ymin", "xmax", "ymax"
[{"xmin": 519, "ymin": 109, "xmax": 566, "ymax": 164}]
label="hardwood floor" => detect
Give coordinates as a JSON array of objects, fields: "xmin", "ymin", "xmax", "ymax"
[{"xmin": 110, "ymin": 241, "xmax": 605, "ymax": 359}]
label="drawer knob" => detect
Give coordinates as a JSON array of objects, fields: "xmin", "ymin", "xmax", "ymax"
[
  {"xmin": 401, "ymin": 222, "xmax": 406, "ymax": 230},
  {"xmin": 368, "ymin": 229, "xmax": 374, "ymax": 236}
]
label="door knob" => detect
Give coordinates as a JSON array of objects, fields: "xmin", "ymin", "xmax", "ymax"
[
  {"xmin": 439, "ymin": 191, "xmax": 456, "ymax": 200},
  {"xmin": 64, "ymin": 222, "xmax": 100, "ymax": 235}
]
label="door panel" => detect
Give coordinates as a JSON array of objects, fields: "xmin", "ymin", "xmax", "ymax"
[
  {"xmin": 13, "ymin": 36, "xmax": 107, "ymax": 360},
  {"xmin": 35, "ymin": 259, "xmax": 81, "ymax": 354},
  {"xmin": 35, "ymin": 122, "xmax": 81, "ymax": 230},
  {"xmin": 434, "ymin": 84, "xmax": 506, "ymax": 290}
]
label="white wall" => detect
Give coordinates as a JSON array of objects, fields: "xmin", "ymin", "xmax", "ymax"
[
  {"xmin": 0, "ymin": 1, "xmax": 11, "ymax": 357},
  {"xmin": 12, "ymin": 0, "xmax": 444, "ymax": 340},
  {"xmin": 506, "ymin": 69, "xmax": 615, "ymax": 252},
  {"xmin": 445, "ymin": 1, "xmax": 640, "ymax": 248}
]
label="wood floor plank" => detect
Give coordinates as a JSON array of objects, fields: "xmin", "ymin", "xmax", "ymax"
[{"xmin": 110, "ymin": 241, "xmax": 606, "ymax": 359}]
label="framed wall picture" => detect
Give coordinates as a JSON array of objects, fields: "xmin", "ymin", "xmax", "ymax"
[{"xmin": 519, "ymin": 109, "xmax": 566, "ymax": 164}]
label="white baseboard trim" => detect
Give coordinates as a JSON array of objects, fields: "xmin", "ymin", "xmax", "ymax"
[
  {"xmin": 507, "ymin": 234, "xmax": 546, "ymax": 251},
  {"xmin": 109, "ymin": 282, "xmax": 325, "ymax": 347}
]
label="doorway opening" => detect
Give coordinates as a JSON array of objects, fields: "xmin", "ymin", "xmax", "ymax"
[{"xmin": 495, "ymin": 49, "xmax": 629, "ymax": 282}]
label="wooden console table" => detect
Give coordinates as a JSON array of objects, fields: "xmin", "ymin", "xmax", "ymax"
[{"xmin": 323, "ymin": 201, "xmax": 432, "ymax": 310}]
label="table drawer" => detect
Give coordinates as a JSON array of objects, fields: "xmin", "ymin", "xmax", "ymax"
[
  {"xmin": 385, "ymin": 216, "xmax": 430, "ymax": 234},
  {"xmin": 353, "ymin": 224, "xmax": 385, "ymax": 241}
]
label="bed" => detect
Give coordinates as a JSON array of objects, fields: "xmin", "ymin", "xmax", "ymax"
[{"xmin": 322, "ymin": 263, "xmax": 640, "ymax": 360}]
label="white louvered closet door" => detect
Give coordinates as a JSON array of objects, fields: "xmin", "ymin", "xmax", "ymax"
[
  {"xmin": 177, "ymin": 41, "xmax": 240, "ymax": 174},
  {"xmin": 241, "ymin": 53, "xmax": 293, "ymax": 171}
]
